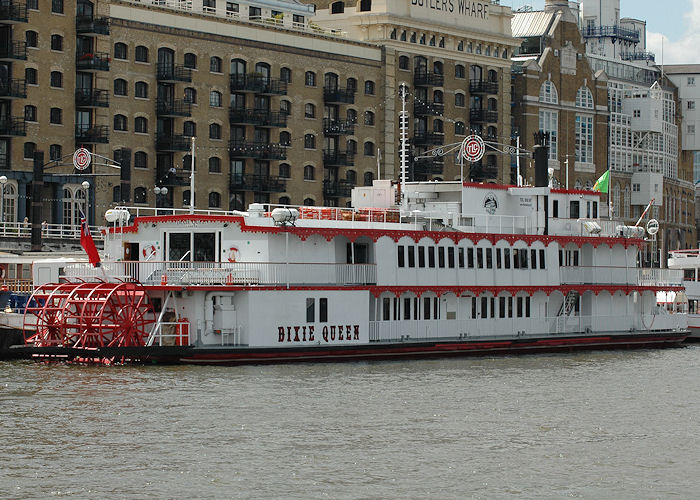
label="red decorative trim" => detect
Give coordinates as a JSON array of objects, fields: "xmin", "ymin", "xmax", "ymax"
[
  {"xmin": 551, "ymin": 188, "xmax": 603, "ymax": 197},
  {"xmin": 109, "ymin": 214, "xmax": 645, "ymax": 249}
]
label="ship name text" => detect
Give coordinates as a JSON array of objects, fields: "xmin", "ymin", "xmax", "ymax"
[{"xmin": 278, "ymin": 325, "xmax": 360, "ymax": 343}]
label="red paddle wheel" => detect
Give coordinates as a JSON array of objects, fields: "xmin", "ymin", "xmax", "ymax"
[{"xmin": 24, "ymin": 281, "xmax": 155, "ymax": 350}]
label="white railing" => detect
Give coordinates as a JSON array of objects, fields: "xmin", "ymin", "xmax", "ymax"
[
  {"xmin": 560, "ymin": 266, "xmax": 682, "ymax": 286},
  {"xmin": 457, "ymin": 213, "xmax": 532, "ymax": 235},
  {"xmin": 0, "ymin": 221, "xmax": 103, "ymax": 240},
  {"xmin": 63, "ymin": 261, "xmax": 377, "ymax": 286},
  {"xmin": 147, "ymin": 321, "xmax": 189, "ymax": 346},
  {"xmin": 368, "ymin": 313, "xmax": 686, "ymax": 342},
  {"xmin": 548, "ymin": 218, "xmax": 627, "ymax": 238}
]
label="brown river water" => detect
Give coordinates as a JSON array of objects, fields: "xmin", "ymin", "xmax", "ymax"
[{"xmin": 2, "ymin": 346, "xmax": 700, "ymax": 498}]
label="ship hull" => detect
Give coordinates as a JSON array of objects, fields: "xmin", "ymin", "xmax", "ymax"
[{"xmin": 11, "ymin": 331, "xmax": 688, "ymax": 365}]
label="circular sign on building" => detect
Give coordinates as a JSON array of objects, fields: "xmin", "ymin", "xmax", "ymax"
[
  {"xmin": 461, "ymin": 135, "xmax": 485, "ymax": 163},
  {"xmin": 73, "ymin": 148, "xmax": 91, "ymax": 171}
]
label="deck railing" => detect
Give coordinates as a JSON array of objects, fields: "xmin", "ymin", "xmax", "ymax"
[
  {"xmin": 63, "ymin": 261, "xmax": 377, "ymax": 286},
  {"xmin": 560, "ymin": 266, "xmax": 682, "ymax": 287},
  {"xmin": 0, "ymin": 221, "xmax": 103, "ymax": 240},
  {"xmin": 368, "ymin": 313, "xmax": 685, "ymax": 341}
]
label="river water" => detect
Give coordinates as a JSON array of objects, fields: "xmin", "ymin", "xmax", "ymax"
[{"xmin": 2, "ymin": 346, "xmax": 700, "ymax": 499}]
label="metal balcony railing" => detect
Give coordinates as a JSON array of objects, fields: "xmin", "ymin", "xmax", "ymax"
[
  {"xmin": 156, "ymin": 134, "xmax": 190, "ymax": 152},
  {"xmin": 228, "ymin": 108, "xmax": 287, "ymax": 127},
  {"xmin": 413, "ymin": 70, "xmax": 444, "ymax": 87},
  {"xmin": 75, "ymin": 88, "xmax": 109, "ymax": 107},
  {"xmin": 323, "ymin": 150, "xmax": 355, "ymax": 166},
  {"xmin": 0, "ymin": 40, "xmax": 26, "ymax": 60},
  {"xmin": 470, "ymin": 109, "xmax": 499, "ymax": 123},
  {"xmin": 75, "ymin": 124, "xmax": 108, "ymax": 143},
  {"xmin": 582, "ymin": 25, "xmax": 640, "ymax": 43},
  {"xmin": 228, "ymin": 140, "xmax": 287, "ymax": 160},
  {"xmin": 469, "ymin": 79, "xmax": 499, "ymax": 94},
  {"xmin": 0, "ymin": 1, "xmax": 27, "ymax": 22},
  {"xmin": 412, "ymin": 131, "xmax": 444, "ymax": 146},
  {"xmin": 229, "ymin": 173, "xmax": 286, "ymax": 192},
  {"xmin": 0, "ymin": 78, "xmax": 26, "ymax": 98},
  {"xmin": 322, "ymin": 179, "xmax": 353, "ymax": 197},
  {"xmin": 76, "ymin": 15, "xmax": 110, "ymax": 35},
  {"xmin": 620, "ymin": 51, "xmax": 655, "ymax": 62},
  {"xmin": 156, "ymin": 98, "xmax": 193, "ymax": 117},
  {"xmin": 156, "ymin": 62, "xmax": 192, "ymax": 82},
  {"xmin": 414, "ymin": 101, "xmax": 444, "ymax": 116},
  {"xmin": 76, "ymin": 51, "xmax": 110, "ymax": 71},
  {"xmin": 323, "ymin": 87, "xmax": 355, "ymax": 104},
  {"xmin": 323, "ymin": 118, "xmax": 355, "ymax": 135},
  {"xmin": 229, "ymin": 74, "xmax": 287, "ymax": 95}
]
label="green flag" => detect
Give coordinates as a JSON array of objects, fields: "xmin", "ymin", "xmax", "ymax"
[{"xmin": 593, "ymin": 170, "xmax": 609, "ymax": 193}]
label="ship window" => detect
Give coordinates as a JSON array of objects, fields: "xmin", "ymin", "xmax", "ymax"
[
  {"xmin": 508, "ymin": 296, "xmax": 513, "ymax": 317},
  {"xmin": 423, "ymin": 297, "xmax": 430, "ymax": 320},
  {"xmin": 407, "ymin": 246, "xmax": 415, "ymax": 268},
  {"xmin": 418, "ymin": 246, "xmax": 425, "ymax": 267},
  {"xmin": 513, "ymin": 249, "xmax": 520, "ymax": 269},
  {"xmin": 481, "ymin": 297, "xmax": 487, "ymax": 318},
  {"xmin": 428, "ymin": 247, "xmax": 435, "ymax": 268},
  {"xmin": 496, "ymin": 248, "xmax": 502, "ymax": 268},
  {"xmin": 382, "ymin": 297, "xmax": 390, "ymax": 321},
  {"xmin": 347, "ymin": 242, "xmax": 369, "ymax": 263},
  {"xmin": 434, "ymin": 298, "xmax": 440, "ymax": 319},
  {"xmin": 438, "ymin": 247, "xmax": 445, "ymax": 268},
  {"xmin": 393, "ymin": 298, "xmax": 399, "ymax": 320},
  {"xmin": 552, "ymin": 200, "xmax": 558, "ymax": 218},
  {"xmin": 194, "ymin": 233, "xmax": 215, "ymax": 262},
  {"xmin": 539, "ymin": 249, "xmax": 546, "ymax": 269},
  {"xmin": 490, "ymin": 298, "xmax": 495, "ymax": 318},
  {"xmin": 458, "ymin": 248, "xmax": 464, "ymax": 268},
  {"xmin": 319, "ymin": 298, "xmax": 328, "ymax": 323},
  {"xmin": 471, "ymin": 297, "xmax": 477, "ymax": 319},
  {"xmin": 499, "ymin": 297, "xmax": 506, "ymax": 318},
  {"xmin": 517, "ymin": 296, "xmax": 523, "ymax": 317},
  {"xmin": 448, "ymin": 247, "xmax": 455, "ymax": 268},
  {"xmin": 477, "ymin": 248, "xmax": 483, "ymax": 268},
  {"xmin": 486, "ymin": 248, "xmax": 493, "ymax": 269},
  {"xmin": 530, "ymin": 249, "xmax": 537, "ymax": 269},
  {"xmin": 592, "ymin": 201, "xmax": 598, "ymax": 218},
  {"xmin": 168, "ymin": 233, "xmax": 190, "ymax": 261},
  {"xmin": 526, "ymin": 296, "xmax": 531, "ymax": 317},
  {"xmin": 467, "ymin": 248, "xmax": 474, "ymax": 268},
  {"xmin": 414, "ymin": 297, "xmax": 419, "ymax": 320},
  {"xmin": 397, "ymin": 245, "xmax": 405, "ymax": 267},
  {"xmin": 570, "ymin": 200, "xmax": 580, "ymax": 218},
  {"xmin": 403, "ymin": 298, "xmax": 411, "ymax": 320},
  {"xmin": 307, "ymin": 298, "xmax": 315, "ymax": 322}
]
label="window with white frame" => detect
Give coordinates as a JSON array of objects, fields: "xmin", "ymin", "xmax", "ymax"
[
  {"xmin": 539, "ymin": 80, "xmax": 558, "ymax": 104},
  {"xmin": 575, "ymin": 114, "xmax": 593, "ymax": 163},
  {"xmin": 575, "ymin": 86, "xmax": 594, "ymax": 109},
  {"xmin": 539, "ymin": 109, "xmax": 558, "ymax": 160}
]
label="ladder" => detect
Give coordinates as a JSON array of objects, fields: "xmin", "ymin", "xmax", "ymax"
[{"xmin": 558, "ymin": 291, "xmax": 578, "ymax": 317}]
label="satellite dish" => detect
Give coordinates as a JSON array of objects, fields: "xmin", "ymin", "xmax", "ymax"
[{"xmin": 646, "ymin": 218, "xmax": 659, "ymax": 236}]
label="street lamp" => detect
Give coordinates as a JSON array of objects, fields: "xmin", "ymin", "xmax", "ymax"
[
  {"xmin": 81, "ymin": 180, "xmax": 90, "ymax": 224},
  {"xmin": 0, "ymin": 175, "xmax": 6, "ymax": 224},
  {"xmin": 154, "ymin": 186, "xmax": 168, "ymax": 208}
]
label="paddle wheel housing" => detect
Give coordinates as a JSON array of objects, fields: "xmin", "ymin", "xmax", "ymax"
[{"xmin": 23, "ymin": 281, "xmax": 155, "ymax": 348}]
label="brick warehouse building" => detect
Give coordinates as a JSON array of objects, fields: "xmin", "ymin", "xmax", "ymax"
[{"xmin": 0, "ymin": 0, "xmax": 519, "ymax": 225}]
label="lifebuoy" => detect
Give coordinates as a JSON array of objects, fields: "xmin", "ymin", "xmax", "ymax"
[
  {"xmin": 227, "ymin": 246, "xmax": 239, "ymax": 263},
  {"xmin": 142, "ymin": 245, "xmax": 156, "ymax": 258},
  {"xmin": 0, "ymin": 264, "xmax": 6, "ymax": 280}
]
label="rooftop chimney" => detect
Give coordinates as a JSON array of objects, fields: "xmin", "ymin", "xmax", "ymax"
[{"xmin": 544, "ymin": 0, "xmax": 570, "ymax": 11}]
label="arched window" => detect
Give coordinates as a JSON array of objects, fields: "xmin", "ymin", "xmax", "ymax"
[
  {"xmin": 280, "ymin": 100, "xmax": 291, "ymax": 116},
  {"xmin": 208, "ymin": 192, "xmax": 221, "ymax": 208},
  {"xmin": 112, "ymin": 186, "xmax": 121, "ymax": 203},
  {"xmin": 487, "ymin": 126, "xmax": 497, "ymax": 140},
  {"xmin": 305, "ymin": 71, "xmax": 316, "ymax": 87},
  {"xmin": 280, "ymin": 67, "xmax": 292, "ymax": 83},
  {"xmin": 305, "ymin": 103, "xmax": 316, "ymax": 118},
  {"xmin": 24, "ymin": 105, "xmax": 36, "ymax": 122},
  {"xmin": 255, "ymin": 62, "xmax": 270, "ymax": 78},
  {"xmin": 470, "ymin": 64, "xmax": 482, "ymax": 81},
  {"xmin": 135, "ymin": 81, "xmax": 148, "ymax": 98},
  {"xmin": 280, "ymin": 131, "xmax": 291, "ymax": 146},
  {"xmin": 209, "ymin": 157, "xmax": 221, "ymax": 173},
  {"xmin": 230, "ymin": 58, "xmax": 246, "ymax": 75},
  {"xmin": 399, "ymin": 56, "xmax": 409, "ymax": 70},
  {"xmin": 539, "ymin": 80, "xmax": 558, "ymax": 104},
  {"xmin": 135, "ymin": 45, "xmax": 148, "ymax": 62},
  {"xmin": 50, "ymin": 71, "xmax": 63, "ymax": 88},
  {"xmin": 455, "ymin": 93, "xmax": 465, "ymax": 107},
  {"xmin": 209, "ymin": 91, "xmax": 222, "ymax": 107},
  {"xmin": 113, "ymin": 78, "xmax": 127, "ymax": 95},
  {"xmin": 210, "ymin": 56, "xmax": 222, "ymax": 73},
  {"xmin": 134, "ymin": 151, "xmax": 147, "ymax": 169},
  {"xmin": 184, "ymin": 52, "xmax": 197, "ymax": 69},
  {"xmin": 364, "ymin": 171, "xmax": 374, "ymax": 186},
  {"xmin": 363, "ymin": 141, "xmax": 375, "ymax": 156},
  {"xmin": 455, "ymin": 64, "xmax": 465, "ymax": 78},
  {"xmin": 304, "ymin": 165, "xmax": 315, "ymax": 180},
  {"xmin": 347, "ymin": 77, "xmax": 357, "ymax": 92},
  {"xmin": 49, "ymin": 144, "xmax": 62, "ymax": 160},
  {"xmin": 182, "ymin": 190, "xmax": 191, "ymax": 207},
  {"xmin": 433, "ymin": 90, "xmax": 443, "ymax": 103},
  {"xmin": 183, "ymin": 120, "xmax": 196, "ymax": 137},
  {"xmin": 575, "ymin": 86, "xmax": 594, "ymax": 109},
  {"xmin": 183, "ymin": 154, "xmax": 193, "ymax": 171},
  {"xmin": 1, "ymin": 183, "xmax": 16, "ymax": 222},
  {"xmin": 347, "ymin": 109, "xmax": 357, "ymax": 123},
  {"xmin": 488, "ymin": 69, "xmax": 498, "ymax": 82},
  {"xmin": 134, "ymin": 116, "xmax": 147, "ymax": 133},
  {"xmin": 209, "ymin": 123, "xmax": 222, "ymax": 139},
  {"xmin": 433, "ymin": 119, "xmax": 443, "ymax": 133},
  {"xmin": 304, "ymin": 134, "xmax": 315, "ymax": 149},
  {"xmin": 429, "ymin": 35, "xmax": 435, "ymax": 47},
  {"xmin": 612, "ymin": 183, "xmax": 621, "ymax": 217},
  {"xmin": 346, "ymin": 170, "xmax": 357, "ymax": 185},
  {"xmin": 414, "ymin": 56, "xmax": 427, "ymax": 72},
  {"xmin": 25, "ymin": 30, "xmax": 37, "ymax": 48},
  {"xmin": 364, "ymin": 80, "xmax": 375, "ymax": 95},
  {"xmin": 455, "ymin": 121, "xmax": 466, "ymax": 135},
  {"xmin": 624, "ymin": 185, "xmax": 630, "ymax": 218},
  {"xmin": 25, "ymin": 67, "xmax": 37, "ymax": 85},
  {"xmin": 433, "ymin": 61, "xmax": 443, "ymax": 74},
  {"xmin": 303, "ymin": 197, "xmax": 315, "ymax": 206},
  {"xmin": 114, "ymin": 42, "xmax": 128, "ymax": 60},
  {"xmin": 134, "ymin": 187, "xmax": 147, "ymax": 204},
  {"xmin": 488, "ymin": 98, "xmax": 497, "ymax": 111},
  {"xmin": 279, "ymin": 196, "xmax": 291, "ymax": 205},
  {"xmin": 347, "ymin": 139, "xmax": 357, "ymax": 155},
  {"xmin": 364, "ymin": 110, "xmax": 375, "ymax": 126},
  {"xmin": 113, "ymin": 114, "xmax": 127, "ymax": 131},
  {"xmin": 279, "ymin": 163, "xmax": 291, "ymax": 178},
  {"xmin": 184, "ymin": 87, "xmax": 196, "ymax": 104},
  {"xmin": 51, "ymin": 34, "xmax": 63, "ymax": 51}
]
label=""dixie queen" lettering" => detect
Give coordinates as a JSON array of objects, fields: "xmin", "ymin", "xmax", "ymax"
[{"xmin": 278, "ymin": 325, "xmax": 360, "ymax": 343}]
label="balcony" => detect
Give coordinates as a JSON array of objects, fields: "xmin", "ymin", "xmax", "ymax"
[
  {"xmin": 75, "ymin": 125, "xmax": 108, "ymax": 143},
  {"xmin": 0, "ymin": 1, "xmax": 27, "ymax": 23},
  {"xmin": 469, "ymin": 79, "xmax": 498, "ymax": 94},
  {"xmin": 228, "ymin": 108, "xmax": 287, "ymax": 127},
  {"xmin": 414, "ymin": 101, "xmax": 444, "ymax": 116},
  {"xmin": 412, "ymin": 131, "xmax": 444, "ymax": 146},
  {"xmin": 76, "ymin": 15, "xmax": 110, "ymax": 35},
  {"xmin": 323, "ymin": 118, "xmax": 355, "ymax": 135},
  {"xmin": 0, "ymin": 116, "xmax": 24, "ymax": 136},
  {"xmin": 156, "ymin": 134, "xmax": 190, "ymax": 152},
  {"xmin": 323, "ymin": 150, "xmax": 354, "ymax": 167},
  {"xmin": 157, "ymin": 62, "xmax": 192, "ymax": 83},
  {"xmin": 157, "ymin": 98, "xmax": 192, "ymax": 117},
  {"xmin": 156, "ymin": 166, "xmax": 188, "ymax": 186},
  {"xmin": 323, "ymin": 179, "xmax": 353, "ymax": 198},
  {"xmin": 0, "ymin": 78, "xmax": 26, "ymax": 98},
  {"xmin": 582, "ymin": 25, "xmax": 640, "ymax": 43},
  {"xmin": 323, "ymin": 87, "xmax": 355, "ymax": 104},
  {"xmin": 0, "ymin": 40, "xmax": 26, "ymax": 61},
  {"xmin": 229, "ymin": 173, "xmax": 286, "ymax": 192},
  {"xmin": 470, "ymin": 109, "xmax": 498, "ymax": 123},
  {"xmin": 76, "ymin": 51, "xmax": 110, "ymax": 71},
  {"xmin": 75, "ymin": 88, "xmax": 109, "ymax": 108},
  {"xmin": 413, "ymin": 70, "xmax": 444, "ymax": 87},
  {"xmin": 411, "ymin": 156, "xmax": 444, "ymax": 177},
  {"xmin": 620, "ymin": 51, "xmax": 655, "ymax": 62},
  {"xmin": 228, "ymin": 140, "xmax": 287, "ymax": 160},
  {"xmin": 229, "ymin": 74, "xmax": 287, "ymax": 95}
]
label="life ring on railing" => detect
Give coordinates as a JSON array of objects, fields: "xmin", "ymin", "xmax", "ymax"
[
  {"xmin": 0, "ymin": 264, "xmax": 6, "ymax": 280},
  {"xmin": 142, "ymin": 245, "xmax": 156, "ymax": 259},
  {"xmin": 227, "ymin": 246, "xmax": 239, "ymax": 263}
]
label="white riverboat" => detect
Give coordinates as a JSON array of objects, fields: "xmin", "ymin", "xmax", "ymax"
[
  {"xmin": 667, "ymin": 249, "xmax": 700, "ymax": 340},
  {"xmin": 16, "ymin": 180, "xmax": 687, "ymax": 364}
]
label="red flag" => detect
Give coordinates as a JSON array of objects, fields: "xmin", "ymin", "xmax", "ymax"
[{"xmin": 80, "ymin": 215, "xmax": 101, "ymax": 267}]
